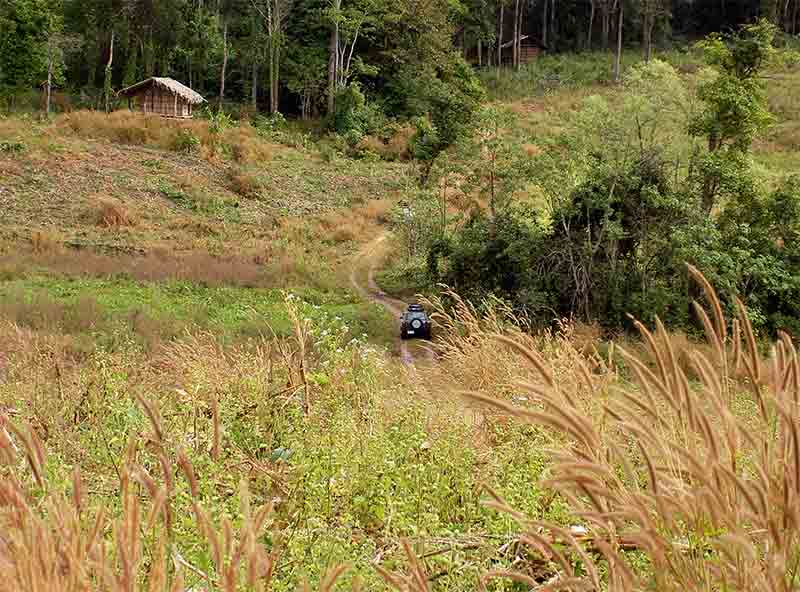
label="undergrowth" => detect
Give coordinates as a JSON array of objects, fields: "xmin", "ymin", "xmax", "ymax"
[{"xmin": 1, "ymin": 270, "xmax": 797, "ymax": 590}]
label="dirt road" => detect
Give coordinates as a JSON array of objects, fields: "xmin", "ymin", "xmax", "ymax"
[{"xmin": 350, "ymin": 234, "xmax": 433, "ymax": 367}]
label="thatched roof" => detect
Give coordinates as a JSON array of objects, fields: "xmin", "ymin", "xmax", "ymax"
[{"xmin": 117, "ymin": 77, "xmax": 206, "ymax": 105}]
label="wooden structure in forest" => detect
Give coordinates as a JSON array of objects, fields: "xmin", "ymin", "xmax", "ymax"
[
  {"xmin": 464, "ymin": 36, "xmax": 544, "ymax": 68},
  {"xmin": 117, "ymin": 77, "xmax": 205, "ymax": 118},
  {"xmin": 495, "ymin": 36, "xmax": 544, "ymax": 66}
]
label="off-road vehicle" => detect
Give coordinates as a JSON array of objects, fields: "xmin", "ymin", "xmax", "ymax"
[{"xmin": 400, "ymin": 303, "xmax": 431, "ymax": 340}]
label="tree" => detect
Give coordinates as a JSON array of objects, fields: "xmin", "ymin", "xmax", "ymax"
[
  {"xmin": 689, "ymin": 19, "xmax": 777, "ymax": 213},
  {"xmin": 409, "ymin": 59, "xmax": 485, "ymax": 187},
  {"xmin": 43, "ymin": 8, "xmax": 82, "ymax": 115},
  {"xmin": 324, "ymin": 0, "xmax": 381, "ymax": 116},
  {"xmin": 640, "ymin": 0, "xmax": 670, "ymax": 61},
  {"xmin": 613, "ymin": 0, "xmax": 623, "ymax": 81},
  {"xmin": 104, "ymin": 29, "xmax": 114, "ymax": 112},
  {"xmin": 250, "ymin": 0, "xmax": 294, "ymax": 113},
  {"xmin": 0, "ymin": 0, "xmax": 49, "ymax": 99},
  {"xmin": 458, "ymin": 106, "xmax": 522, "ymax": 219}
]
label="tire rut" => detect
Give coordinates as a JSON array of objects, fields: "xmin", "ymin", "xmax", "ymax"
[{"xmin": 349, "ymin": 234, "xmax": 420, "ymax": 367}]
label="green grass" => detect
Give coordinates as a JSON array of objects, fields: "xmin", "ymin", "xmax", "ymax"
[
  {"xmin": 478, "ymin": 48, "xmax": 704, "ymax": 102},
  {"xmin": 0, "ymin": 275, "xmax": 394, "ymax": 348}
]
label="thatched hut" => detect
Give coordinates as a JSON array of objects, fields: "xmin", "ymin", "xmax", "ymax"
[{"xmin": 117, "ymin": 77, "xmax": 205, "ymax": 118}]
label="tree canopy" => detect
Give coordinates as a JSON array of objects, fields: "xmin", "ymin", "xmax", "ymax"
[{"xmin": 2, "ymin": 0, "xmax": 797, "ymax": 114}]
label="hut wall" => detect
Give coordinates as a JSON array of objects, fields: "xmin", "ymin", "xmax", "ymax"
[{"xmin": 136, "ymin": 87, "xmax": 191, "ymax": 118}]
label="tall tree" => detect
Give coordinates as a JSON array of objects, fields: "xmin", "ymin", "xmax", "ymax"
[
  {"xmin": 613, "ymin": 0, "xmax": 623, "ymax": 81},
  {"xmin": 249, "ymin": 0, "xmax": 290, "ymax": 113},
  {"xmin": 0, "ymin": 0, "xmax": 50, "ymax": 99},
  {"xmin": 690, "ymin": 19, "xmax": 777, "ymax": 212},
  {"xmin": 640, "ymin": 0, "xmax": 669, "ymax": 61},
  {"xmin": 326, "ymin": 0, "xmax": 340, "ymax": 115}
]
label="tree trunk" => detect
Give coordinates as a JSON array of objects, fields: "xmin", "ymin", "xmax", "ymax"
[
  {"xmin": 267, "ymin": 1, "xmax": 279, "ymax": 114},
  {"xmin": 251, "ymin": 63, "xmax": 258, "ymax": 111},
  {"xmin": 498, "ymin": 3, "xmax": 504, "ymax": 67},
  {"xmin": 783, "ymin": 0, "xmax": 791, "ymax": 29},
  {"xmin": 219, "ymin": 20, "xmax": 228, "ymax": 104},
  {"xmin": 601, "ymin": 2, "xmax": 610, "ymax": 49},
  {"xmin": 46, "ymin": 37, "xmax": 54, "ymax": 117},
  {"xmin": 327, "ymin": 16, "xmax": 338, "ymax": 116},
  {"xmin": 271, "ymin": 49, "xmax": 279, "ymax": 114},
  {"xmin": 542, "ymin": 0, "xmax": 549, "ymax": 48},
  {"xmin": 613, "ymin": 0, "xmax": 623, "ymax": 82},
  {"xmin": 588, "ymin": 0, "xmax": 595, "ymax": 50},
  {"xmin": 518, "ymin": 1, "xmax": 525, "ymax": 66},
  {"xmin": 104, "ymin": 31, "xmax": 114, "ymax": 113},
  {"xmin": 328, "ymin": 0, "xmax": 342, "ymax": 117},
  {"xmin": 513, "ymin": 0, "xmax": 520, "ymax": 68},
  {"xmin": 478, "ymin": 38, "xmax": 482, "ymax": 66}
]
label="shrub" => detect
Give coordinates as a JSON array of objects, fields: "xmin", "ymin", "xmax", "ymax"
[
  {"xmin": 0, "ymin": 140, "xmax": 24, "ymax": 153},
  {"xmin": 171, "ymin": 128, "xmax": 201, "ymax": 154},
  {"xmin": 228, "ymin": 167, "xmax": 264, "ymax": 197},
  {"xmin": 334, "ymin": 83, "xmax": 386, "ymax": 147},
  {"xmin": 93, "ymin": 199, "xmax": 137, "ymax": 228},
  {"xmin": 253, "ymin": 112, "xmax": 287, "ymax": 137},
  {"xmin": 228, "ymin": 128, "xmax": 273, "ymax": 164}
]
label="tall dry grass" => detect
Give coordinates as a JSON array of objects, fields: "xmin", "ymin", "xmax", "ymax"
[
  {"xmin": 2, "ymin": 266, "xmax": 797, "ymax": 590},
  {"xmin": 0, "ymin": 413, "xmax": 350, "ymax": 592},
  {"xmin": 57, "ymin": 111, "xmax": 276, "ymax": 164},
  {"xmin": 421, "ymin": 266, "xmax": 800, "ymax": 591},
  {"xmin": 0, "ymin": 308, "xmax": 349, "ymax": 592}
]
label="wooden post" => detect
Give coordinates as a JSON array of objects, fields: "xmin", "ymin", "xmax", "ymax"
[{"xmin": 174, "ymin": 92, "xmax": 178, "ymax": 117}]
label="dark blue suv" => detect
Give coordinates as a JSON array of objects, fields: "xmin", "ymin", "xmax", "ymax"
[{"xmin": 400, "ymin": 304, "xmax": 431, "ymax": 340}]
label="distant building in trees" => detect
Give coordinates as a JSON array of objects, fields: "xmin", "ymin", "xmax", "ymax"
[{"xmin": 117, "ymin": 77, "xmax": 205, "ymax": 118}]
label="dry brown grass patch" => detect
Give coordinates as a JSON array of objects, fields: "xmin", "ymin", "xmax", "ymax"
[
  {"xmin": 0, "ymin": 289, "xmax": 105, "ymax": 335},
  {"xmin": 0, "ymin": 245, "xmax": 272, "ymax": 288},
  {"xmin": 386, "ymin": 126, "xmax": 414, "ymax": 161},
  {"xmin": 93, "ymin": 198, "xmax": 137, "ymax": 228},
  {"xmin": 228, "ymin": 167, "xmax": 264, "ymax": 197},
  {"xmin": 56, "ymin": 111, "xmax": 279, "ymax": 167},
  {"xmin": 30, "ymin": 230, "xmax": 61, "ymax": 254},
  {"xmin": 227, "ymin": 126, "xmax": 274, "ymax": 164},
  {"xmin": 522, "ymin": 143, "xmax": 543, "ymax": 158},
  {"xmin": 355, "ymin": 127, "xmax": 414, "ymax": 161},
  {"xmin": 317, "ymin": 204, "xmax": 385, "ymax": 245},
  {"xmin": 360, "ymin": 198, "xmax": 393, "ymax": 224}
]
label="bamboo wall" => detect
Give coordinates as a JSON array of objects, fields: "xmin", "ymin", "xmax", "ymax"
[{"xmin": 136, "ymin": 87, "xmax": 192, "ymax": 118}]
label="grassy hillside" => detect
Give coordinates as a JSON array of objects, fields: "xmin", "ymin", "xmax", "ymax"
[{"xmin": 1, "ymin": 50, "xmax": 799, "ymax": 591}]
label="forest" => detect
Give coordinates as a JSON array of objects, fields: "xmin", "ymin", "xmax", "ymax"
[{"xmin": 2, "ymin": 0, "xmax": 800, "ymax": 116}]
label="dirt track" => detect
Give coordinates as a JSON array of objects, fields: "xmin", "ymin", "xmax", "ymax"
[{"xmin": 349, "ymin": 234, "xmax": 434, "ymax": 367}]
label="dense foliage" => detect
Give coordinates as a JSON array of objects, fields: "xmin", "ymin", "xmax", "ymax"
[
  {"xmin": 416, "ymin": 21, "xmax": 800, "ymax": 336},
  {"xmin": 2, "ymin": 0, "xmax": 799, "ymax": 115}
]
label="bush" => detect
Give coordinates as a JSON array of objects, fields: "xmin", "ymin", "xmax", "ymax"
[
  {"xmin": 171, "ymin": 129, "xmax": 201, "ymax": 154},
  {"xmin": 253, "ymin": 112, "xmax": 286, "ymax": 137},
  {"xmin": 333, "ymin": 83, "xmax": 386, "ymax": 147},
  {"xmin": 228, "ymin": 167, "xmax": 264, "ymax": 197},
  {"xmin": 0, "ymin": 140, "xmax": 24, "ymax": 153},
  {"xmin": 92, "ymin": 199, "xmax": 137, "ymax": 228}
]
